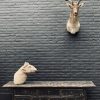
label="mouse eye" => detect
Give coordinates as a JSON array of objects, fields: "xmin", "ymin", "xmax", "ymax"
[{"xmin": 28, "ymin": 66, "xmax": 31, "ymax": 68}]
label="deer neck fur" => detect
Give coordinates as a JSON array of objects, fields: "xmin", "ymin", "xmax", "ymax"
[
  {"xmin": 69, "ymin": 11, "xmax": 79, "ymax": 25},
  {"xmin": 67, "ymin": 11, "xmax": 80, "ymax": 34}
]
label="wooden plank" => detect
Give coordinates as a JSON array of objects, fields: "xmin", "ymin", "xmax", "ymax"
[{"xmin": 3, "ymin": 81, "xmax": 96, "ymax": 88}]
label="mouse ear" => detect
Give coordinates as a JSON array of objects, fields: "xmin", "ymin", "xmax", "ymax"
[{"xmin": 24, "ymin": 62, "xmax": 29, "ymax": 65}]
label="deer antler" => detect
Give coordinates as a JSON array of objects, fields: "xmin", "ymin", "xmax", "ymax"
[
  {"xmin": 69, "ymin": 0, "xmax": 74, "ymax": 5},
  {"xmin": 69, "ymin": 0, "xmax": 72, "ymax": 2},
  {"xmin": 78, "ymin": 0, "xmax": 82, "ymax": 4},
  {"xmin": 65, "ymin": 0, "xmax": 73, "ymax": 3}
]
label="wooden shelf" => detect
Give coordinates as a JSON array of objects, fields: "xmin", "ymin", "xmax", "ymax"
[{"xmin": 3, "ymin": 81, "xmax": 96, "ymax": 88}]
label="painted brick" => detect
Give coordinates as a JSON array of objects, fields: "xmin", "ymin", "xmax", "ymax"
[{"xmin": 0, "ymin": 0, "xmax": 99, "ymax": 100}]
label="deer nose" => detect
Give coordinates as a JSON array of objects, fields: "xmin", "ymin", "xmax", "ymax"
[
  {"xmin": 74, "ymin": 12, "xmax": 78, "ymax": 16},
  {"xmin": 75, "ymin": 12, "xmax": 78, "ymax": 15}
]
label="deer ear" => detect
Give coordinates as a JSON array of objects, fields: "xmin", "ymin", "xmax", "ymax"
[
  {"xmin": 79, "ymin": 2, "xmax": 84, "ymax": 7},
  {"xmin": 65, "ymin": 2, "xmax": 72, "ymax": 8}
]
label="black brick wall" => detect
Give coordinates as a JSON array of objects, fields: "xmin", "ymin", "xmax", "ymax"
[{"xmin": 0, "ymin": 0, "xmax": 100, "ymax": 100}]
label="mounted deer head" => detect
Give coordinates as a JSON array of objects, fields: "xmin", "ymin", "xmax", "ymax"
[{"xmin": 65, "ymin": 0, "xmax": 84, "ymax": 34}]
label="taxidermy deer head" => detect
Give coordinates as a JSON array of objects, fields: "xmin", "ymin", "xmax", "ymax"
[{"xmin": 65, "ymin": 0, "xmax": 84, "ymax": 34}]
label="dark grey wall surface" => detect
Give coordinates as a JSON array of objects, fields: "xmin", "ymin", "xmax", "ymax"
[{"xmin": 0, "ymin": 0, "xmax": 100, "ymax": 100}]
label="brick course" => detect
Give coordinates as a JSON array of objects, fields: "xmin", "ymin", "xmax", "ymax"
[{"xmin": 0, "ymin": 0, "xmax": 99, "ymax": 100}]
